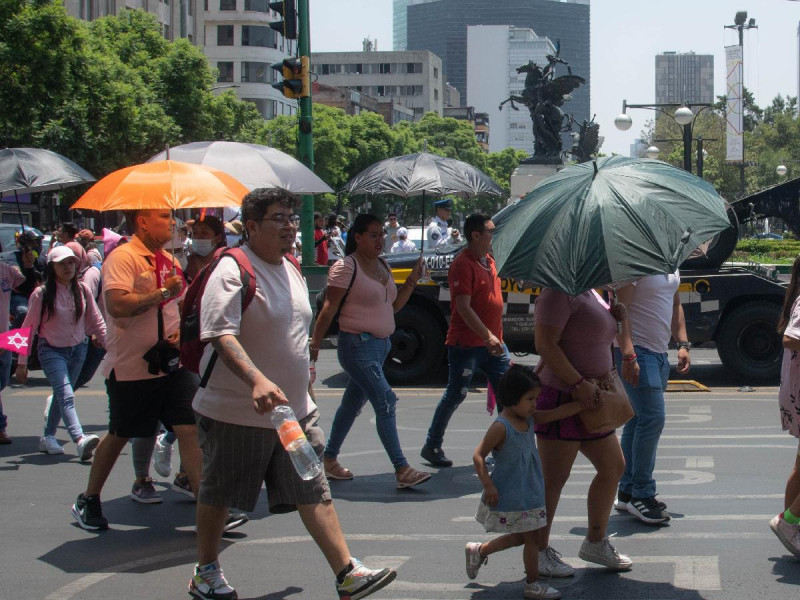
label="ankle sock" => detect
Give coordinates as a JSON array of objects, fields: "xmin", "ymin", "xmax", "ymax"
[
  {"xmin": 784, "ymin": 508, "xmax": 800, "ymax": 524},
  {"xmin": 336, "ymin": 561, "xmax": 354, "ymax": 584}
]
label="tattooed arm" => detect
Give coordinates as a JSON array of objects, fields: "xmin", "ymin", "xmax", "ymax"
[
  {"xmin": 105, "ymin": 275, "xmax": 183, "ymax": 318},
  {"xmin": 211, "ymin": 334, "xmax": 288, "ymax": 414}
]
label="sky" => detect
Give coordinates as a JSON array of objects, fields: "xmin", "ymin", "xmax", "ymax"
[{"xmin": 308, "ymin": 0, "xmax": 800, "ymax": 156}]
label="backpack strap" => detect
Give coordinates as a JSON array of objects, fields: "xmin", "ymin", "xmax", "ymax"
[{"xmin": 199, "ymin": 247, "xmax": 257, "ymax": 388}]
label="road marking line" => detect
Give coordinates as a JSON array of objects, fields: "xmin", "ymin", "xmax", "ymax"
[
  {"xmin": 361, "ymin": 555, "xmax": 411, "ymax": 569},
  {"xmin": 452, "ymin": 514, "xmax": 772, "ymax": 522},
  {"xmin": 564, "ymin": 469, "xmax": 714, "ymax": 486},
  {"xmin": 684, "ymin": 456, "xmax": 714, "ymax": 468},
  {"xmin": 689, "ymin": 406, "xmax": 712, "ymax": 414}
]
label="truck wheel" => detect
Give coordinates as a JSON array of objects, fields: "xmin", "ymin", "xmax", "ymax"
[
  {"xmin": 385, "ymin": 305, "xmax": 445, "ymax": 385},
  {"xmin": 716, "ymin": 301, "xmax": 782, "ymax": 381}
]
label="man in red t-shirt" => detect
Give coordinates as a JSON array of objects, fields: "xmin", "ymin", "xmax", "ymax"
[
  {"xmin": 421, "ymin": 214, "xmax": 510, "ymax": 467},
  {"xmin": 314, "ymin": 212, "xmax": 329, "ymax": 265}
]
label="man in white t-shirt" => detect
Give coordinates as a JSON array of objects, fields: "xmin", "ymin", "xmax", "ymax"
[
  {"xmin": 190, "ymin": 188, "xmax": 396, "ymax": 600},
  {"xmin": 614, "ymin": 271, "xmax": 691, "ymax": 525}
]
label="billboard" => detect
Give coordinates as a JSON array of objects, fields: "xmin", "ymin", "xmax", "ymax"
[{"xmin": 725, "ymin": 45, "xmax": 743, "ymax": 162}]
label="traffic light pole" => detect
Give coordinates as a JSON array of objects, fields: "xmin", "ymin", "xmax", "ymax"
[{"xmin": 297, "ymin": 0, "xmax": 316, "ymax": 268}]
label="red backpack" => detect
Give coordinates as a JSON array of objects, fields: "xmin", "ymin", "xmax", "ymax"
[{"xmin": 180, "ymin": 247, "xmax": 302, "ymax": 386}]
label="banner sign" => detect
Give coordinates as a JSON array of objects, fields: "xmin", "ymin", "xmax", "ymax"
[{"xmin": 726, "ymin": 45, "xmax": 743, "ymax": 162}]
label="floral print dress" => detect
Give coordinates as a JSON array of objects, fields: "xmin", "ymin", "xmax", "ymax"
[
  {"xmin": 475, "ymin": 416, "xmax": 547, "ymax": 533},
  {"xmin": 780, "ymin": 295, "xmax": 800, "ymax": 438}
]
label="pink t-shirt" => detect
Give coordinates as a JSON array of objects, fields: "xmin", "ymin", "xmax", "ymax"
[
  {"xmin": 20, "ymin": 282, "xmax": 106, "ymax": 365},
  {"xmin": 328, "ymin": 255, "xmax": 398, "ymax": 339},
  {"xmin": 534, "ymin": 289, "xmax": 617, "ymax": 390}
]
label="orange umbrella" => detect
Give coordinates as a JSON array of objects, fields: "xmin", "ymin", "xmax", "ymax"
[{"xmin": 71, "ymin": 160, "xmax": 248, "ymax": 211}]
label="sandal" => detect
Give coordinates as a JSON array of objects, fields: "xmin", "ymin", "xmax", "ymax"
[
  {"xmin": 324, "ymin": 459, "xmax": 354, "ymax": 480},
  {"xmin": 396, "ymin": 466, "xmax": 432, "ymax": 489}
]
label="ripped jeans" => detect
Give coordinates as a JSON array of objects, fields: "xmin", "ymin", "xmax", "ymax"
[
  {"xmin": 425, "ymin": 344, "xmax": 510, "ymax": 449},
  {"xmin": 325, "ymin": 331, "xmax": 408, "ymax": 470}
]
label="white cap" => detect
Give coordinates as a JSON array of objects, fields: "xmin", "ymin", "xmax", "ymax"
[
  {"xmin": 48, "ymin": 246, "xmax": 77, "ymax": 263},
  {"xmin": 397, "ymin": 227, "xmax": 408, "ymax": 239}
]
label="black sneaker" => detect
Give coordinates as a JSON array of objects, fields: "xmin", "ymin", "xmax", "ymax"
[
  {"xmin": 71, "ymin": 493, "xmax": 109, "ymax": 530},
  {"xmin": 614, "ymin": 490, "xmax": 631, "ymax": 512},
  {"xmin": 421, "ymin": 445, "xmax": 453, "ymax": 467},
  {"xmin": 223, "ymin": 512, "xmax": 249, "ymax": 533},
  {"xmin": 628, "ymin": 496, "xmax": 670, "ymax": 524}
]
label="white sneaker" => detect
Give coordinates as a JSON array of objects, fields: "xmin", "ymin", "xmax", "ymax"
[
  {"xmin": 76, "ymin": 434, "xmax": 99, "ymax": 461},
  {"xmin": 578, "ymin": 536, "xmax": 632, "ymax": 571},
  {"xmin": 152, "ymin": 432, "xmax": 173, "ymax": 478},
  {"xmin": 538, "ymin": 546, "xmax": 574, "ymax": 577},
  {"xmin": 39, "ymin": 435, "xmax": 64, "ymax": 455},
  {"xmin": 43, "ymin": 395, "xmax": 53, "ymax": 421},
  {"xmin": 188, "ymin": 561, "xmax": 237, "ymax": 600},
  {"xmin": 524, "ymin": 580, "xmax": 562, "ymax": 599},
  {"xmin": 465, "ymin": 542, "xmax": 487, "ymax": 579},
  {"xmin": 770, "ymin": 513, "xmax": 800, "ymax": 557}
]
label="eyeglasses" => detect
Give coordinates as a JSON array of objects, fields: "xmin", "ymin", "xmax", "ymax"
[{"xmin": 258, "ymin": 214, "xmax": 295, "ymax": 226}]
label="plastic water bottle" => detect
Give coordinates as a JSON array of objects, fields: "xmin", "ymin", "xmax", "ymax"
[
  {"xmin": 270, "ymin": 405, "xmax": 323, "ymax": 480},
  {"xmin": 309, "ymin": 360, "xmax": 316, "ymax": 384}
]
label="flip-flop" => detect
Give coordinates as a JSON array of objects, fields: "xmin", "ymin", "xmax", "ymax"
[
  {"xmin": 396, "ymin": 467, "xmax": 432, "ymax": 489},
  {"xmin": 324, "ymin": 461, "xmax": 354, "ymax": 480}
]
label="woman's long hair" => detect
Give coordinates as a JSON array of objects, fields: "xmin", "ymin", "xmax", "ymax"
[
  {"xmin": 344, "ymin": 213, "xmax": 381, "ymax": 256},
  {"xmin": 42, "ymin": 260, "xmax": 83, "ymax": 323},
  {"xmin": 778, "ymin": 255, "xmax": 800, "ymax": 333}
]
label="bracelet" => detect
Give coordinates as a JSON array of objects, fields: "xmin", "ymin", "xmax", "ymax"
[
  {"xmin": 623, "ymin": 353, "xmax": 637, "ymax": 363},
  {"xmin": 566, "ymin": 376, "xmax": 584, "ymax": 393}
]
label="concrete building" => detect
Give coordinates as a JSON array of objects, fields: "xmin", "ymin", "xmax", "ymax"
[
  {"xmin": 311, "ymin": 83, "xmax": 379, "ymax": 116},
  {"xmin": 310, "ymin": 50, "xmax": 444, "ymax": 118},
  {"xmin": 377, "ymin": 101, "xmax": 416, "ymax": 125},
  {"xmin": 655, "ymin": 51, "xmax": 714, "ymax": 106},
  {"xmin": 467, "ymin": 25, "xmax": 556, "ymax": 154},
  {"xmin": 405, "ymin": 0, "xmax": 590, "ymax": 129},
  {"xmin": 443, "ymin": 106, "xmax": 490, "ymax": 152},
  {"xmin": 63, "ymin": 0, "xmax": 297, "ymax": 120}
]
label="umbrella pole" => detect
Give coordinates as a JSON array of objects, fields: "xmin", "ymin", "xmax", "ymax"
[
  {"xmin": 419, "ymin": 191, "xmax": 425, "ymax": 259},
  {"xmin": 14, "ymin": 190, "xmax": 24, "ymax": 231}
]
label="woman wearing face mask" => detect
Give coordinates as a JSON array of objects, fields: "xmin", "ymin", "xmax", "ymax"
[{"xmin": 185, "ymin": 215, "xmax": 226, "ymax": 283}]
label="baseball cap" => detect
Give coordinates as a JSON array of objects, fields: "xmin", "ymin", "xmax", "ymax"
[{"xmin": 48, "ymin": 246, "xmax": 77, "ymax": 263}]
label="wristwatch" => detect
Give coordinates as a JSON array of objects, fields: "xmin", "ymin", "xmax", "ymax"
[
  {"xmin": 159, "ymin": 287, "xmax": 171, "ymax": 300},
  {"xmin": 677, "ymin": 341, "xmax": 691, "ymax": 351}
]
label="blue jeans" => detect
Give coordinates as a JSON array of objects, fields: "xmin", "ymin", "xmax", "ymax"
[
  {"xmin": 0, "ymin": 350, "xmax": 11, "ymax": 431},
  {"xmin": 325, "ymin": 332, "xmax": 408, "ymax": 470},
  {"xmin": 40, "ymin": 339, "xmax": 88, "ymax": 442},
  {"xmin": 614, "ymin": 346, "xmax": 669, "ymax": 499},
  {"xmin": 425, "ymin": 344, "xmax": 511, "ymax": 449},
  {"xmin": 10, "ymin": 293, "xmax": 28, "ymax": 329},
  {"xmin": 74, "ymin": 344, "xmax": 106, "ymax": 390}
]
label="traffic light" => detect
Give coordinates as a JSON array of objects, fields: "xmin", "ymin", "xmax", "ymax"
[
  {"xmin": 271, "ymin": 56, "xmax": 309, "ymax": 99},
  {"xmin": 269, "ymin": 0, "xmax": 297, "ymax": 40}
]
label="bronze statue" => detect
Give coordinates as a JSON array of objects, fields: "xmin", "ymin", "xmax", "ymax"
[{"xmin": 499, "ymin": 43, "xmax": 589, "ymax": 162}]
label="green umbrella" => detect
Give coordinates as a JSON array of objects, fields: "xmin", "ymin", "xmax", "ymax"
[{"xmin": 492, "ymin": 156, "xmax": 732, "ymax": 296}]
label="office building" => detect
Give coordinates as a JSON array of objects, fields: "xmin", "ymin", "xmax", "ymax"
[
  {"xmin": 393, "ymin": 0, "xmax": 436, "ymax": 51},
  {"xmin": 467, "ymin": 26, "xmax": 556, "ymax": 154},
  {"xmin": 654, "ymin": 51, "xmax": 714, "ymax": 106},
  {"xmin": 310, "ymin": 50, "xmax": 443, "ymax": 118},
  {"xmin": 405, "ymin": 0, "xmax": 590, "ymax": 131}
]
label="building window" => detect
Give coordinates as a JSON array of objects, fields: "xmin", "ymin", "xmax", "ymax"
[
  {"xmin": 217, "ymin": 25, "xmax": 234, "ymax": 46},
  {"xmin": 241, "ymin": 61, "xmax": 268, "ymax": 83},
  {"xmin": 379, "ymin": 63, "xmax": 391, "ymax": 74},
  {"xmin": 244, "ymin": 0, "xmax": 268, "ymax": 10},
  {"xmin": 344, "ymin": 63, "xmax": 362, "ymax": 74},
  {"xmin": 406, "ymin": 62, "xmax": 421, "ymax": 74},
  {"xmin": 321, "ymin": 64, "xmax": 330, "ymax": 75},
  {"xmin": 164, "ymin": 24, "xmax": 170, "ymax": 38},
  {"xmin": 242, "ymin": 25, "xmax": 273, "ymax": 47},
  {"xmin": 433, "ymin": 67, "xmax": 438, "ymax": 79},
  {"xmin": 434, "ymin": 89, "xmax": 438, "ymax": 101},
  {"xmin": 219, "ymin": 0, "xmax": 235, "ymax": 9},
  {"xmin": 377, "ymin": 86, "xmax": 385, "ymax": 96},
  {"xmin": 204, "ymin": 0, "xmax": 208, "ymax": 9},
  {"xmin": 243, "ymin": 98, "xmax": 268, "ymax": 119},
  {"xmin": 217, "ymin": 61, "xmax": 234, "ymax": 82}
]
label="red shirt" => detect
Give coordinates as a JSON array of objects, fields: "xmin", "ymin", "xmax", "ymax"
[
  {"xmin": 314, "ymin": 228, "xmax": 328, "ymax": 266},
  {"xmin": 446, "ymin": 250, "xmax": 503, "ymax": 347}
]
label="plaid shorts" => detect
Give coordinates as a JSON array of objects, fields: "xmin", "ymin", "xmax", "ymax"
[{"xmin": 195, "ymin": 409, "xmax": 331, "ymax": 513}]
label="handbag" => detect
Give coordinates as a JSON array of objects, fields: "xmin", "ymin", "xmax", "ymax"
[
  {"xmin": 579, "ymin": 369, "xmax": 634, "ymax": 433},
  {"xmin": 314, "ymin": 256, "xmax": 358, "ymax": 337}
]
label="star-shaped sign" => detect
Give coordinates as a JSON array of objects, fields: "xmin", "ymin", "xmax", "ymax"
[{"xmin": 6, "ymin": 331, "xmax": 28, "ymax": 351}]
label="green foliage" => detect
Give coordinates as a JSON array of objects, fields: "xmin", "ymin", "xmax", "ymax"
[{"xmin": 733, "ymin": 239, "xmax": 800, "ymax": 264}]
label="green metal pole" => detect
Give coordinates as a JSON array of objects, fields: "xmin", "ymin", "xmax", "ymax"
[{"xmin": 297, "ymin": 0, "xmax": 316, "ymax": 268}]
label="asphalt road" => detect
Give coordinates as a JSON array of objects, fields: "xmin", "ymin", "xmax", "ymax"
[{"xmin": 1, "ymin": 348, "xmax": 799, "ymax": 600}]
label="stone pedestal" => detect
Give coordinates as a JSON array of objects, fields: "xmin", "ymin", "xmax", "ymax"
[{"xmin": 509, "ymin": 162, "xmax": 563, "ymax": 199}]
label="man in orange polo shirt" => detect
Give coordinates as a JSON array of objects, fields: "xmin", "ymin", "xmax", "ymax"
[
  {"xmin": 71, "ymin": 209, "xmax": 201, "ymax": 530},
  {"xmin": 421, "ymin": 213, "xmax": 510, "ymax": 468}
]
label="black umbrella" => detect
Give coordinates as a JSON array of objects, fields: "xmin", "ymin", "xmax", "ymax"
[
  {"xmin": 0, "ymin": 148, "xmax": 96, "ymax": 228},
  {"xmin": 341, "ymin": 152, "xmax": 505, "ymax": 251}
]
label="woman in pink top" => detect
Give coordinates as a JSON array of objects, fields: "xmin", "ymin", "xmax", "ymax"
[
  {"xmin": 532, "ymin": 288, "xmax": 633, "ymax": 576},
  {"xmin": 310, "ymin": 214, "xmax": 429, "ymax": 489},
  {"xmin": 16, "ymin": 246, "xmax": 106, "ymax": 461}
]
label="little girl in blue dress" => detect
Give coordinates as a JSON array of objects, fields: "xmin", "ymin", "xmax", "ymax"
[{"xmin": 468, "ymin": 364, "xmax": 585, "ymax": 600}]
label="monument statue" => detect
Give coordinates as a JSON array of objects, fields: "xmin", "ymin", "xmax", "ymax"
[{"xmin": 499, "ymin": 42, "xmax": 597, "ymax": 164}]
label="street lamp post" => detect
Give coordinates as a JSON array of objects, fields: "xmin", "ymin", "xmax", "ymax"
[{"xmin": 615, "ymin": 100, "xmax": 712, "ymax": 173}]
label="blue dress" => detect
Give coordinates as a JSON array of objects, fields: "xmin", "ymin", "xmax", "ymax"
[{"xmin": 475, "ymin": 415, "xmax": 547, "ymax": 533}]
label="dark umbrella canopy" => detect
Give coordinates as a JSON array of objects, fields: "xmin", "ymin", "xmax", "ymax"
[
  {"xmin": 341, "ymin": 152, "xmax": 504, "ymax": 198},
  {"xmin": 0, "ymin": 148, "xmax": 95, "ymax": 196},
  {"xmin": 492, "ymin": 156, "xmax": 732, "ymax": 296},
  {"xmin": 148, "ymin": 141, "xmax": 333, "ymax": 194}
]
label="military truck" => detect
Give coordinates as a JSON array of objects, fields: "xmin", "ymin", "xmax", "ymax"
[{"xmin": 379, "ymin": 188, "xmax": 791, "ymax": 385}]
